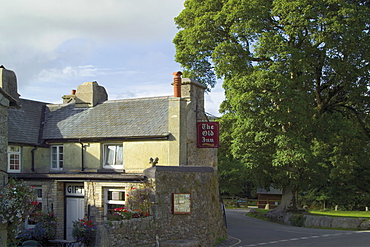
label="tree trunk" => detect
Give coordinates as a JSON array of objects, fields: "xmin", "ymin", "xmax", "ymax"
[
  {"xmin": 279, "ymin": 186, "xmax": 299, "ymax": 211},
  {"xmin": 267, "ymin": 185, "xmax": 301, "ymax": 219}
]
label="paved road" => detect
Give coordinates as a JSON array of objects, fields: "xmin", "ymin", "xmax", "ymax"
[{"xmin": 217, "ymin": 209, "xmax": 370, "ymax": 247}]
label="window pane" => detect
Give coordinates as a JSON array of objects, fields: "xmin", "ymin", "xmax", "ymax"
[
  {"xmin": 9, "ymin": 153, "xmax": 20, "ymax": 171},
  {"xmin": 52, "ymin": 160, "xmax": 57, "ymax": 169},
  {"xmin": 116, "ymin": 146, "xmax": 123, "ymax": 165},
  {"xmin": 104, "ymin": 145, "xmax": 123, "ymax": 166},
  {"xmin": 51, "ymin": 145, "xmax": 63, "ymax": 169},
  {"xmin": 106, "ymin": 146, "xmax": 115, "ymax": 166},
  {"xmin": 35, "ymin": 189, "xmax": 42, "ymax": 198},
  {"xmin": 108, "ymin": 191, "xmax": 125, "ymax": 201}
]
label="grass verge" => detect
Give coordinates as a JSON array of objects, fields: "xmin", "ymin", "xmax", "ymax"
[{"xmin": 309, "ymin": 210, "xmax": 370, "ymax": 219}]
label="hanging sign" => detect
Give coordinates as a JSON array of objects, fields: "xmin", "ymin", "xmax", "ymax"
[{"xmin": 197, "ymin": 122, "xmax": 219, "ymax": 148}]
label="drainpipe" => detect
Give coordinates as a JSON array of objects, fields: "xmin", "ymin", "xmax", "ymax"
[
  {"xmin": 79, "ymin": 140, "xmax": 85, "ymax": 171},
  {"xmin": 31, "ymin": 146, "xmax": 38, "ymax": 172},
  {"xmin": 172, "ymin": 71, "xmax": 182, "ymax": 97}
]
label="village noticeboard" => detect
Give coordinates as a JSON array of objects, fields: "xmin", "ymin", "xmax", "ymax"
[
  {"xmin": 172, "ymin": 193, "xmax": 191, "ymax": 214},
  {"xmin": 197, "ymin": 122, "xmax": 219, "ymax": 148}
]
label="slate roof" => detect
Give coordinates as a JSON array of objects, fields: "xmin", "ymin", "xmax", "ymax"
[
  {"xmin": 256, "ymin": 187, "xmax": 282, "ymax": 195},
  {"xmin": 8, "ymin": 96, "xmax": 170, "ymax": 144},
  {"xmin": 8, "ymin": 99, "xmax": 47, "ymax": 145},
  {"xmin": 42, "ymin": 96, "xmax": 170, "ymax": 140}
]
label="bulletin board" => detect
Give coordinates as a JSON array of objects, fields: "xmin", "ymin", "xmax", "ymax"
[{"xmin": 172, "ymin": 193, "xmax": 191, "ymax": 214}]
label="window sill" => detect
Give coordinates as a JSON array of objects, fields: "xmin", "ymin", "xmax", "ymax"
[
  {"xmin": 97, "ymin": 169, "xmax": 125, "ymax": 173},
  {"xmin": 7, "ymin": 170, "xmax": 21, "ymax": 173}
]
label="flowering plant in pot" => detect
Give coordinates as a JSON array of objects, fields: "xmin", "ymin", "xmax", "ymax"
[
  {"xmin": 19, "ymin": 211, "xmax": 58, "ymax": 246},
  {"xmin": 0, "ymin": 179, "xmax": 37, "ymax": 246},
  {"xmin": 72, "ymin": 218, "xmax": 96, "ymax": 247}
]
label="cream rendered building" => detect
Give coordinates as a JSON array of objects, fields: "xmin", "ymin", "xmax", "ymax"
[{"xmin": 5, "ymin": 68, "xmax": 219, "ymax": 241}]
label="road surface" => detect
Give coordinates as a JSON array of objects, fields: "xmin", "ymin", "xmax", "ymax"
[{"xmin": 217, "ymin": 209, "xmax": 370, "ymax": 247}]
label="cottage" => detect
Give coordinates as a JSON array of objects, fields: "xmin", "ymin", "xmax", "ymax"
[
  {"xmin": 256, "ymin": 187, "xmax": 282, "ymax": 209},
  {"xmin": 4, "ymin": 67, "xmax": 226, "ymax": 246}
]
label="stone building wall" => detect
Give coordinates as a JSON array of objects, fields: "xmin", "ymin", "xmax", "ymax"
[
  {"xmin": 151, "ymin": 166, "xmax": 227, "ymax": 246},
  {"xmin": 94, "ymin": 166, "xmax": 227, "ymax": 247},
  {"xmin": 0, "ymin": 102, "xmax": 8, "ymax": 187},
  {"xmin": 0, "ymin": 93, "xmax": 9, "ymax": 243}
]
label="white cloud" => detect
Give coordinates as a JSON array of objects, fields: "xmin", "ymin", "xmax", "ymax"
[
  {"xmin": 0, "ymin": 0, "xmax": 183, "ymax": 47},
  {"xmin": 0, "ymin": 0, "xmax": 225, "ymax": 116}
]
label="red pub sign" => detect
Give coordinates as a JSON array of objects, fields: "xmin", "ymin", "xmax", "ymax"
[{"xmin": 197, "ymin": 122, "xmax": 219, "ymax": 148}]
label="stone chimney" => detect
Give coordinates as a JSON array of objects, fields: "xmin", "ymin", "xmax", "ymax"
[
  {"xmin": 0, "ymin": 65, "xmax": 20, "ymax": 105},
  {"xmin": 180, "ymin": 78, "xmax": 207, "ymax": 107},
  {"xmin": 62, "ymin": 81, "xmax": 108, "ymax": 107}
]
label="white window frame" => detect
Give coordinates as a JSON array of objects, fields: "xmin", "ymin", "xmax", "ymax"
[
  {"xmin": 51, "ymin": 145, "xmax": 63, "ymax": 170},
  {"xmin": 25, "ymin": 186, "xmax": 43, "ymax": 230},
  {"xmin": 102, "ymin": 144, "xmax": 123, "ymax": 169},
  {"xmin": 104, "ymin": 188, "xmax": 126, "ymax": 217},
  {"xmin": 7, "ymin": 146, "xmax": 21, "ymax": 173}
]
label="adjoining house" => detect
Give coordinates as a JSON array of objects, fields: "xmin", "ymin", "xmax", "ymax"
[
  {"xmin": 4, "ymin": 67, "xmax": 226, "ymax": 246},
  {"xmin": 0, "ymin": 65, "xmax": 21, "ymax": 243}
]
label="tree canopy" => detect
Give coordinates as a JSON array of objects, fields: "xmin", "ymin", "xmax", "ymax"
[{"xmin": 174, "ymin": 0, "xmax": 370, "ymax": 210}]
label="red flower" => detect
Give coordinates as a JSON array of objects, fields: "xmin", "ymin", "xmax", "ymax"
[{"xmin": 31, "ymin": 201, "xmax": 39, "ymax": 205}]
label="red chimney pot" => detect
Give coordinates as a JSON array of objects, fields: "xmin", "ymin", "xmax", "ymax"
[{"xmin": 172, "ymin": 71, "xmax": 182, "ymax": 97}]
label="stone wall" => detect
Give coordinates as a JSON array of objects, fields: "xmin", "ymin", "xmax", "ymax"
[
  {"xmin": 255, "ymin": 209, "xmax": 370, "ymax": 230},
  {"xmin": 94, "ymin": 166, "xmax": 227, "ymax": 246},
  {"xmin": 96, "ymin": 217, "xmax": 156, "ymax": 247},
  {"xmin": 0, "ymin": 88, "xmax": 11, "ymax": 243},
  {"xmin": 304, "ymin": 215, "xmax": 370, "ymax": 230},
  {"xmin": 151, "ymin": 166, "xmax": 227, "ymax": 246},
  {"xmin": 0, "ymin": 102, "xmax": 7, "ymax": 186}
]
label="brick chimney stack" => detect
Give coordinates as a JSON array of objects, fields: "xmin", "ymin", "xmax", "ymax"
[{"xmin": 172, "ymin": 71, "xmax": 182, "ymax": 97}]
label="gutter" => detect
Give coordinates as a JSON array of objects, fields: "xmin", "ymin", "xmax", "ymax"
[
  {"xmin": 31, "ymin": 146, "xmax": 38, "ymax": 172},
  {"xmin": 45, "ymin": 135, "xmax": 170, "ymax": 144},
  {"xmin": 79, "ymin": 139, "xmax": 85, "ymax": 171}
]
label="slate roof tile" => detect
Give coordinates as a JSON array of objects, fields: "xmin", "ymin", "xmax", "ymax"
[
  {"xmin": 42, "ymin": 96, "xmax": 170, "ymax": 140},
  {"xmin": 8, "ymin": 96, "xmax": 170, "ymax": 144},
  {"xmin": 8, "ymin": 99, "xmax": 47, "ymax": 145}
]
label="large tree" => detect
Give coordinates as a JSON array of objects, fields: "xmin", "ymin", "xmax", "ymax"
[{"xmin": 174, "ymin": 0, "xmax": 370, "ymax": 211}]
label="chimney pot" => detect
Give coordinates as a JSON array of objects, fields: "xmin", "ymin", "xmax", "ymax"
[
  {"xmin": 172, "ymin": 71, "xmax": 182, "ymax": 97},
  {"xmin": 71, "ymin": 89, "xmax": 76, "ymax": 95}
]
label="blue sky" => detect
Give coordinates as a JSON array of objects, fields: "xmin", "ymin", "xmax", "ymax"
[{"xmin": 0, "ymin": 0, "xmax": 224, "ymax": 116}]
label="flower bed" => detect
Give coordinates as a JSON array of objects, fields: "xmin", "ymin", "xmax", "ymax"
[{"xmin": 107, "ymin": 207, "xmax": 150, "ymax": 221}]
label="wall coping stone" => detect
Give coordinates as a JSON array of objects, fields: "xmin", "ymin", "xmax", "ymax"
[{"xmin": 144, "ymin": 166, "xmax": 215, "ymax": 178}]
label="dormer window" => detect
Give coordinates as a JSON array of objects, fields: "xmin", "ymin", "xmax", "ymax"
[
  {"xmin": 51, "ymin": 145, "xmax": 63, "ymax": 170},
  {"xmin": 103, "ymin": 144, "xmax": 123, "ymax": 169},
  {"xmin": 7, "ymin": 146, "xmax": 21, "ymax": 173}
]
